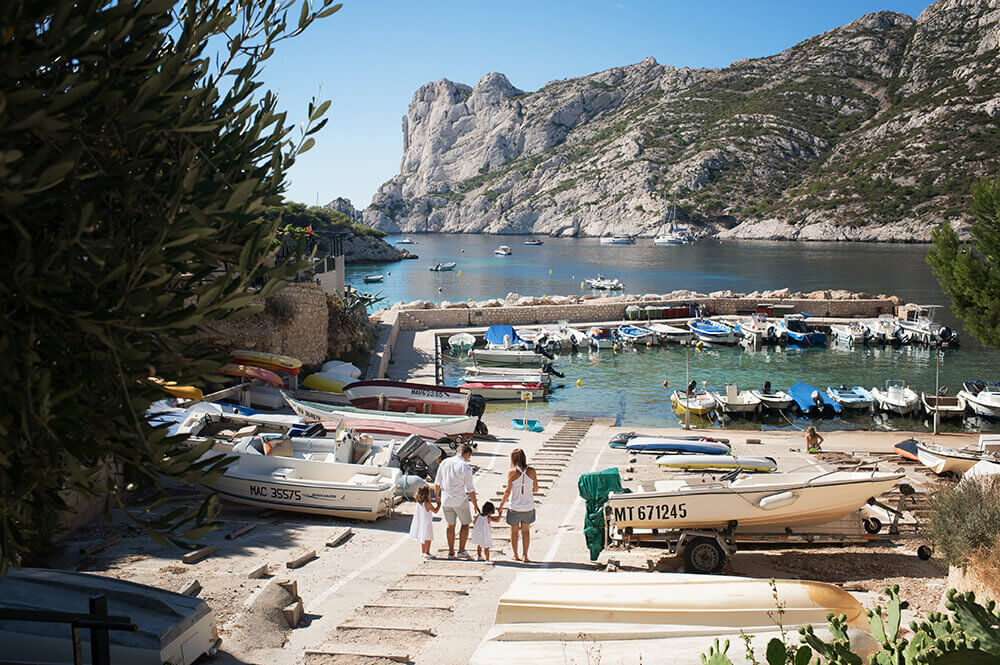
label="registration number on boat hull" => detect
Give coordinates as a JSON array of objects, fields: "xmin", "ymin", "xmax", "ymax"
[
  {"xmin": 611, "ymin": 502, "xmax": 687, "ymax": 524},
  {"xmin": 249, "ymin": 485, "xmax": 302, "ymax": 502}
]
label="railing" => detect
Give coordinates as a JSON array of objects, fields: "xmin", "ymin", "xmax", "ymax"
[{"xmin": 0, "ymin": 594, "xmax": 138, "ymax": 665}]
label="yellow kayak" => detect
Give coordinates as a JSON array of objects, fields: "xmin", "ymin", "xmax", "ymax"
[
  {"xmin": 231, "ymin": 350, "xmax": 302, "ymax": 375},
  {"xmin": 302, "ymin": 372, "xmax": 355, "ymax": 394},
  {"xmin": 148, "ymin": 377, "xmax": 203, "ymax": 401}
]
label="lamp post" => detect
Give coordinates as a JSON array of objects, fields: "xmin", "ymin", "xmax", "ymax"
[{"xmin": 684, "ymin": 343, "xmax": 691, "ymax": 431}]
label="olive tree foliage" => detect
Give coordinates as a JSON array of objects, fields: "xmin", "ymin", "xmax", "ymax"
[
  {"xmin": 0, "ymin": 0, "xmax": 340, "ymax": 573},
  {"xmin": 927, "ymin": 176, "xmax": 1000, "ymax": 346}
]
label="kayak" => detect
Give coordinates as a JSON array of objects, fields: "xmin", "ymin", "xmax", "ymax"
[
  {"xmin": 625, "ymin": 437, "xmax": 731, "ymax": 455},
  {"xmin": 894, "ymin": 438, "xmax": 920, "ymax": 462},
  {"xmin": 219, "ymin": 363, "xmax": 284, "ymax": 387},
  {"xmin": 231, "ymin": 350, "xmax": 302, "ymax": 375},
  {"xmin": 148, "ymin": 378, "xmax": 203, "ymax": 401},
  {"xmin": 302, "ymin": 371, "xmax": 355, "ymax": 394},
  {"xmin": 656, "ymin": 454, "xmax": 777, "ymax": 472}
]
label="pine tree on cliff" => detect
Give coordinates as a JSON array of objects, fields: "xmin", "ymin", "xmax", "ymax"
[{"xmin": 928, "ymin": 175, "xmax": 1000, "ymax": 347}]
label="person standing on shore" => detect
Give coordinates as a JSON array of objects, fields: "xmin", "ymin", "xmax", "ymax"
[
  {"xmin": 434, "ymin": 444, "xmax": 478, "ymax": 559},
  {"xmin": 408, "ymin": 484, "xmax": 439, "ymax": 559},
  {"xmin": 498, "ymin": 448, "xmax": 538, "ymax": 562}
]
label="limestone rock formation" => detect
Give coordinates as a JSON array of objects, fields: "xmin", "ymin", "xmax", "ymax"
[{"xmin": 364, "ymin": 0, "xmax": 1000, "ymax": 242}]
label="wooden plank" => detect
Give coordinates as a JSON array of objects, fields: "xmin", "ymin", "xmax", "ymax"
[
  {"xmin": 225, "ymin": 523, "xmax": 256, "ymax": 540},
  {"xmin": 364, "ymin": 603, "xmax": 454, "ymax": 611},
  {"xmin": 182, "ymin": 545, "xmax": 216, "ymax": 564},
  {"xmin": 387, "ymin": 586, "xmax": 469, "ymax": 594},
  {"xmin": 80, "ymin": 535, "xmax": 121, "ymax": 556},
  {"xmin": 245, "ymin": 563, "xmax": 270, "ymax": 579},
  {"xmin": 179, "ymin": 579, "xmax": 201, "ymax": 597},
  {"xmin": 283, "ymin": 600, "xmax": 304, "ymax": 627},
  {"xmin": 286, "ymin": 550, "xmax": 317, "ymax": 569},
  {"xmin": 406, "ymin": 571, "xmax": 482, "ymax": 578},
  {"xmin": 325, "ymin": 527, "xmax": 353, "ymax": 548},
  {"xmin": 305, "ymin": 646, "xmax": 411, "ymax": 663},
  {"xmin": 337, "ymin": 621, "xmax": 435, "ymax": 636}
]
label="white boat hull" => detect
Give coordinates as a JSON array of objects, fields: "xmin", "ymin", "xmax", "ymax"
[
  {"xmin": 459, "ymin": 384, "xmax": 546, "ymax": 400},
  {"xmin": 915, "ymin": 442, "xmax": 990, "ymax": 475},
  {"xmin": 472, "ymin": 348, "xmax": 546, "ymax": 365},
  {"xmin": 959, "ymin": 389, "xmax": 1000, "ymax": 418},
  {"xmin": 747, "ymin": 390, "xmax": 794, "ymax": 411},
  {"xmin": 656, "ymin": 454, "xmax": 776, "ymax": 472},
  {"xmin": 871, "ymin": 387, "xmax": 919, "ymax": 415},
  {"xmin": 921, "ymin": 394, "xmax": 966, "ymax": 417},
  {"xmin": 607, "ymin": 471, "xmax": 902, "ymax": 530}
]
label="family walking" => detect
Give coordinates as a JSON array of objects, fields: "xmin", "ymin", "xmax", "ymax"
[{"xmin": 408, "ymin": 446, "xmax": 538, "ymax": 562}]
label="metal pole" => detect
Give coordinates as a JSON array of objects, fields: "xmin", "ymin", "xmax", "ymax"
[
  {"xmin": 934, "ymin": 349, "xmax": 940, "ymax": 435},
  {"xmin": 685, "ymin": 344, "xmax": 691, "ymax": 431}
]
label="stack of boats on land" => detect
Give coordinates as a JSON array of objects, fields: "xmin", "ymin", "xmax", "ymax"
[
  {"xmin": 449, "ymin": 325, "xmax": 568, "ymax": 401},
  {"xmin": 893, "ymin": 434, "xmax": 1000, "ymax": 477}
]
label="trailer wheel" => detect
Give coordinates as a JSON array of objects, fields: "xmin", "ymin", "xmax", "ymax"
[
  {"xmin": 863, "ymin": 517, "xmax": 882, "ymax": 534},
  {"xmin": 683, "ymin": 537, "xmax": 725, "ymax": 573},
  {"xmin": 917, "ymin": 545, "xmax": 933, "ymax": 561}
]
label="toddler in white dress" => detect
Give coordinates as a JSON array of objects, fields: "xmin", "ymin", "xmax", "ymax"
[
  {"xmin": 409, "ymin": 484, "xmax": 439, "ymax": 559},
  {"xmin": 470, "ymin": 501, "xmax": 500, "ymax": 561}
]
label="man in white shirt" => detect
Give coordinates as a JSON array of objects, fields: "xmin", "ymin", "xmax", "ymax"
[{"xmin": 434, "ymin": 444, "xmax": 478, "ymax": 559}]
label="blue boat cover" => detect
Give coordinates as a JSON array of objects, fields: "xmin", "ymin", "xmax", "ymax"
[
  {"xmin": 788, "ymin": 381, "xmax": 843, "ymax": 413},
  {"xmin": 485, "ymin": 325, "xmax": 524, "ymax": 346}
]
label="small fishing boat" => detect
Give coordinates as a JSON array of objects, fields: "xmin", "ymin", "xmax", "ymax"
[
  {"xmin": 583, "ymin": 275, "xmax": 624, "ymax": 290},
  {"xmin": 465, "ymin": 363, "xmax": 561, "ymax": 379},
  {"xmin": 648, "ymin": 322, "xmax": 692, "ymax": 343},
  {"xmin": 0, "ymin": 569, "xmax": 219, "ymax": 665},
  {"xmin": 429, "ymin": 261, "xmax": 457, "ymax": 271},
  {"xmin": 218, "ymin": 363, "xmax": 285, "ymax": 387},
  {"xmin": 282, "ymin": 393, "xmax": 479, "ymax": 442},
  {"xmin": 915, "ymin": 440, "xmax": 996, "ymax": 475},
  {"xmin": 462, "ymin": 372, "xmax": 548, "ymax": 387},
  {"xmin": 747, "ymin": 381, "xmax": 794, "ymax": 412},
  {"xmin": 617, "ymin": 324, "xmax": 655, "ymax": 345},
  {"xmin": 512, "ymin": 418, "xmax": 544, "ymax": 432},
  {"xmin": 894, "ymin": 438, "xmax": 920, "ymax": 462},
  {"xmin": 472, "ymin": 348, "xmax": 549, "ymax": 366},
  {"xmin": 484, "ymin": 324, "xmax": 529, "ymax": 350},
  {"xmin": 735, "ymin": 312, "xmax": 778, "ymax": 346},
  {"xmin": 687, "ymin": 318, "xmax": 737, "ymax": 346},
  {"xmin": 448, "ymin": 332, "xmax": 476, "ymax": 353},
  {"xmin": 232, "ymin": 349, "xmax": 302, "ymax": 375},
  {"xmin": 494, "ymin": 245, "xmax": 513, "ymax": 256},
  {"xmin": 607, "ymin": 468, "xmax": 904, "ymax": 530},
  {"xmin": 670, "ymin": 389, "xmax": 717, "ymax": 416},
  {"xmin": 898, "ymin": 304, "xmax": 958, "ymax": 346},
  {"xmin": 788, "ymin": 381, "xmax": 843, "ymax": 416},
  {"xmin": 600, "ymin": 234, "xmax": 634, "ymax": 245},
  {"xmin": 921, "ymin": 391, "xmax": 967, "ymax": 418},
  {"xmin": 342, "ymin": 380, "xmax": 471, "ymax": 415},
  {"xmin": 711, "ymin": 384, "xmax": 762, "ymax": 415},
  {"xmin": 624, "ymin": 436, "xmax": 731, "ymax": 455},
  {"xmin": 871, "ymin": 380, "xmax": 919, "ymax": 415},
  {"xmin": 523, "ymin": 239, "xmax": 544, "ymax": 246},
  {"xmin": 588, "ymin": 326, "xmax": 618, "ymax": 349},
  {"xmin": 396, "ymin": 237, "xmax": 416, "ymax": 244},
  {"xmin": 458, "ymin": 381, "xmax": 546, "ymax": 401},
  {"xmin": 363, "ymin": 273, "xmax": 384, "ymax": 283},
  {"xmin": 656, "ymin": 454, "xmax": 777, "ymax": 473},
  {"xmin": 830, "ymin": 321, "xmax": 867, "ymax": 346},
  {"xmin": 775, "ymin": 314, "xmax": 826, "ymax": 347},
  {"xmin": 958, "ymin": 381, "xmax": 1000, "ymax": 418},
  {"xmin": 864, "ymin": 313, "xmax": 905, "ymax": 345},
  {"xmin": 826, "ymin": 385, "xmax": 874, "ymax": 411}
]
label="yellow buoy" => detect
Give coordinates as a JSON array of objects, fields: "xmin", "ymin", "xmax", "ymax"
[
  {"xmin": 580, "ymin": 281, "xmax": 584, "ymax": 288},
  {"xmin": 576, "ymin": 379, "xmax": 583, "ymax": 387},
  {"xmin": 458, "ymin": 270, "xmax": 461, "ymax": 276},
  {"xmin": 549, "ymin": 269, "xmax": 552, "ymax": 275},
  {"xmin": 696, "ymin": 341, "xmax": 704, "ymax": 350}
]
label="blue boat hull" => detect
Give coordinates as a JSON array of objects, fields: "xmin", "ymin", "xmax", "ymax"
[
  {"xmin": 625, "ymin": 440, "xmax": 732, "ymax": 455},
  {"xmin": 788, "ymin": 382, "xmax": 842, "ymax": 416}
]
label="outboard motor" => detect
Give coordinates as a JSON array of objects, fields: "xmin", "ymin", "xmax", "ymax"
[
  {"xmin": 811, "ymin": 390, "xmax": 823, "ymax": 408},
  {"xmin": 687, "ymin": 380, "xmax": 698, "ymax": 394},
  {"xmin": 542, "ymin": 362, "xmax": 565, "ymax": 379},
  {"xmin": 938, "ymin": 326, "xmax": 953, "ymax": 343},
  {"xmin": 466, "ymin": 394, "xmax": 487, "ymax": 418},
  {"xmin": 763, "ymin": 380, "xmax": 772, "ymax": 395},
  {"xmin": 533, "ymin": 343, "xmax": 555, "ymax": 360},
  {"xmin": 393, "ymin": 435, "xmax": 445, "ymax": 479}
]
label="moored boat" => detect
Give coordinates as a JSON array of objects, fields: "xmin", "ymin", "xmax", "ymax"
[
  {"xmin": 865, "ymin": 313, "xmax": 905, "ymax": 345},
  {"xmin": 710, "ymin": 384, "xmax": 762, "ymax": 415},
  {"xmin": 461, "ymin": 372, "xmax": 548, "ymax": 387},
  {"xmin": 648, "ymin": 322, "xmax": 692, "ymax": 343},
  {"xmin": 735, "ymin": 312, "xmax": 779, "ymax": 346},
  {"xmin": 362, "ymin": 273, "xmax": 384, "ymax": 283},
  {"xmin": 871, "ymin": 380, "xmax": 919, "ymax": 415},
  {"xmin": 687, "ymin": 318, "xmax": 736, "ymax": 346},
  {"xmin": 494, "ymin": 245, "xmax": 513, "ymax": 255},
  {"xmin": 826, "ymin": 385, "xmax": 874, "ymax": 411},
  {"xmin": 583, "ymin": 275, "xmax": 624, "ymax": 290},
  {"xmin": 523, "ymin": 239, "xmax": 544, "ymax": 245},
  {"xmin": 588, "ymin": 326, "xmax": 618, "ymax": 349},
  {"xmin": 617, "ymin": 324, "xmax": 655, "ymax": 345},
  {"xmin": 830, "ymin": 321, "xmax": 867, "ymax": 346},
  {"xmin": 958, "ymin": 381, "xmax": 1000, "ymax": 418},
  {"xmin": 448, "ymin": 332, "xmax": 476, "ymax": 353},
  {"xmin": 484, "ymin": 324, "xmax": 529, "ymax": 349},
  {"xmin": 747, "ymin": 381, "xmax": 794, "ymax": 411},
  {"xmin": 599, "ymin": 234, "xmax": 635, "ymax": 245},
  {"xmin": 776, "ymin": 314, "xmax": 826, "ymax": 347},
  {"xmin": 898, "ymin": 304, "xmax": 958, "ymax": 346},
  {"xmin": 458, "ymin": 381, "xmax": 546, "ymax": 400},
  {"xmin": 396, "ymin": 237, "xmax": 416, "ymax": 244},
  {"xmin": 655, "ymin": 454, "xmax": 776, "ymax": 472},
  {"xmin": 670, "ymin": 389, "xmax": 717, "ymax": 416},
  {"xmin": 472, "ymin": 347, "xmax": 549, "ymax": 366},
  {"xmin": 429, "ymin": 261, "xmax": 457, "ymax": 271},
  {"xmin": 921, "ymin": 391, "xmax": 967, "ymax": 418},
  {"xmin": 342, "ymin": 380, "xmax": 471, "ymax": 415},
  {"xmin": 788, "ymin": 382, "xmax": 843, "ymax": 416}
]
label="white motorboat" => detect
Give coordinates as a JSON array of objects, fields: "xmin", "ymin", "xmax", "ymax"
[
  {"xmin": 871, "ymin": 380, "xmax": 919, "ymax": 415},
  {"xmin": 652, "ymin": 232, "xmax": 687, "ymax": 245},
  {"xmin": 448, "ymin": 332, "xmax": 476, "ymax": 353},
  {"xmin": 362, "ymin": 273, "xmax": 384, "ymax": 283},
  {"xmin": 462, "ymin": 372, "xmax": 548, "ymax": 387},
  {"xmin": 600, "ymin": 234, "xmax": 635, "ymax": 245},
  {"xmin": 341, "ymin": 379, "xmax": 470, "ymax": 415},
  {"xmin": 898, "ymin": 304, "xmax": 958, "ymax": 346},
  {"xmin": 830, "ymin": 321, "xmax": 867, "ymax": 346},
  {"xmin": 282, "ymin": 393, "xmax": 479, "ymax": 442},
  {"xmin": 648, "ymin": 322, "xmax": 692, "ymax": 343},
  {"xmin": 469, "ymin": 572, "xmax": 878, "ymax": 665},
  {"xmin": 915, "ymin": 440, "xmax": 998, "ymax": 475},
  {"xmin": 656, "ymin": 454, "xmax": 777, "ymax": 473},
  {"xmin": 472, "ymin": 348, "xmax": 548, "ymax": 366},
  {"xmin": 465, "ymin": 364, "xmax": 552, "ymax": 379},
  {"xmin": 864, "ymin": 313, "xmax": 904, "ymax": 345},
  {"xmin": 494, "ymin": 245, "xmax": 512, "ymax": 256},
  {"xmin": 736, "ymin": 313, "xmax": 778, "ymax": 346},
  {"xmin": 958, "ymin": 381, "xmax": 1000, "ymax": 418},
  {"xmin": 826, "ymin": 385, "xmax": 874, "ymax": 411},
  {"xmin": 687, "ymin": 318, "xmax": 737, "ymax": 346},
  {"xmin": 617, "ymin": 324, "xmax": 655, "ymax": 345},
  {"xmin": 457, "ymin": 381, "xmax": 546, "ymax": 401},
  {"xmin": 710, "ymin": 384, "xmax": 762, "ymax": 415},
  {"xmin": 0, "ymin": 569, "xmax": 219, "ymax": 665},
  {"xmin": 921, "ymin": 391, "xmax": 967, "ymax": 418},
  {"xmin": 202, "ymin": 435, "xmax": 399, "ymax": 519},
  {"xmin": 538, "ymin": 324, "xmax": 587, "ymax": 350},
  {"xmin": 606, "ymin": 467, "xmax": 904, "ymax": 530},
  {"xmin": 583, "ymin": 275, "xmax": 624, "ymax": 290},
  {"xmin": 747, "ymin": 382, "xmax": 794, "ymax": 411},
  {"xmin": 396, "ymin": 237, "xmax": 416, "ymax": 244},
  {"xmin": 670, "ymin": 389, "xmax": 716, "ymax": 416},
  {"xmin": 429, "ymin": 261, "xmax": 456, "ymax": 271}
]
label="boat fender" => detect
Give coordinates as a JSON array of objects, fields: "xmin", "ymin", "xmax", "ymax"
[{"xmin": 757, "ymin": 491, "xmax": 798, "ymax": 511}]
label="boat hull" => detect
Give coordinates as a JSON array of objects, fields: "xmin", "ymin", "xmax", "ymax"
[
  {"xmin": 656, "ymin": 454, "xmax": 776, "ymax": 472},
  {"xmin": 921, "ymin": 394, "xmax": 966, "ymax": 417},
  {"xmin": 458, "ymin": 382, "xmax": 546, "ymax": 400},
  {"xmin": 625, "ymin": 438, "xmax": 732, "ymax": 455},
  {"xmin": 342, "ymin": 380, "xmax": 470, "ymax": 416},
  {"xmin": 788, "ymin": 382, "xmax": 842, "ymax": 416},
  {"xmin": 915, "ymin": 442, "xmax": 985, "ymax": 475},
  {"xmin": 959, "ymin": 389, "xmax": 1000, "ymax": 418},
  {"xmin": 872, "ymin": 387, "xmax": 919, "ymax": 415},
  {"xmin": 748, "ymin": 390, "xmax": 794, "ymax": 411},
  {"xmin": 607, "ymin": 472, "xmax": 902, "ymax": 530},
  {"xmin": 670, "ymin": 391, "xmax": 716, "ymax": 416},
  {"xmin": 472, "ymin": 349, "xmax": 546, "ymax": 365}
]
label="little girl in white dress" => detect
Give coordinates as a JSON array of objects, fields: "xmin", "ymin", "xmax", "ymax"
[
  {"xmin": 470, "ymin": 501, "xmax": 500, "ymax": 561},
  {"xmin": 409, "ymin": 484, "xmax": 439, "ymax": 559}
]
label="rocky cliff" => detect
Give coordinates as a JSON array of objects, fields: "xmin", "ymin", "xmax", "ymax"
[{"xmin": 364, "ymin": 0, "xmax": 1000, "ymax": 241}]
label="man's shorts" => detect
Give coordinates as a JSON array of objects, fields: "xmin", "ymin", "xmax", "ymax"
[{"xmin": 443, "ymin": 502, "xmax": 472, "ymax": 525}]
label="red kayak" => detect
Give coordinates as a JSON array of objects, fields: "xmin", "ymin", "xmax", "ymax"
[
  {"xmin": 342, "ymin": 380, "xmax": 471, "ymax": 415},
  {"xmin": 219, "ymin": 363, "xmax": 284, "ymax": 387}
]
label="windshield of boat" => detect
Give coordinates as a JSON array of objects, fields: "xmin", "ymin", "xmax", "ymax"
[{"xmin": 786, "ymin": 319, "xmax": 807, "ymax": 332}]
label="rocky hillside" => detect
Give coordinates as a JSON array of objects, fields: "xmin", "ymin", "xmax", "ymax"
[{"xmin": 363, "ymin": 0, "xmax": 1000, "ymax": 242}]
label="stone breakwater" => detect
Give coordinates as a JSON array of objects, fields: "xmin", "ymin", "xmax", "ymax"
[{"xmin": 372, "ymin": 288, "xmax": 901, "ymax": 332}]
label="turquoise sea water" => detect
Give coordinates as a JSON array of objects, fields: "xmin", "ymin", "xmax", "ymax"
[{"xmin": 351, "ymin": 234, "xmax": 999, "ymax": 431}]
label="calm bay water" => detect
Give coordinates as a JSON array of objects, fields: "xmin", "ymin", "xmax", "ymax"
[{"xmin": 351, "ymin": 234, "xmax": 999, "ymax": 431}]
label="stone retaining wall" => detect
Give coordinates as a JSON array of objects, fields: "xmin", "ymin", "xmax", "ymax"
[{"xmin": 393, "ymin": 297, "xmax": 895, "ymax": 331}]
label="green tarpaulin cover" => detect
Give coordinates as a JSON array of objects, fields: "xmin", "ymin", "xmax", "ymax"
[{"xmin": 578, "ymin": 468, "xmax": 628, "ymax": 561}]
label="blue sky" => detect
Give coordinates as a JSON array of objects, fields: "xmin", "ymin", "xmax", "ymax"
[{"xmin": 267, "ymin": 0, "xmax": 934, "ymax": 209}]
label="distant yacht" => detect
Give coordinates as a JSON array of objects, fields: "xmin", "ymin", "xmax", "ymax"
[
  {"xmin": 653, "ymin": 197, "xmax": 694, "ymax": 245},
  {"xmin": 524, "ymin": 238, "xmax": 544, "ymax": 246},
  {"xmin": 600, "ymin": 234, "xmax": 635, "ymax": 245},
  {"xmin": 396, "ymin": 237, "xmax": 416, "ymax": 245},
  {"xmin": 495, "ymin": 245, "xmax": 513, "ymax": 256}
]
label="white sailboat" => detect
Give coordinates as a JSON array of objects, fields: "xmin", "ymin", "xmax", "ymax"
[{"xmin": 653, "ymin": 197, "xmax": 693, "ymax": 245}]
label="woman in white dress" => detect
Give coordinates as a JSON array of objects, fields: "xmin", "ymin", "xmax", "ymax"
[
  {"xmin": 498, "ymin": 448, "xmax": 538, "ymax": 562},
  {"xmin": 409, "ymin": 484, "xmax": 439, "ymax": 559}
]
